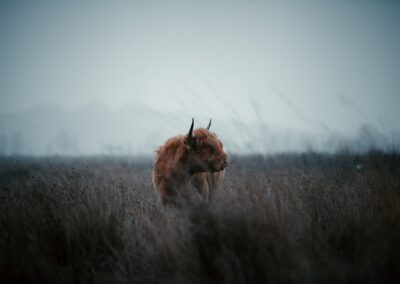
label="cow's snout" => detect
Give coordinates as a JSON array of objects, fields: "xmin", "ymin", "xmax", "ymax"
[{"xmin": 223, "ymin": 158, "xmax": 229, "ymax": 168}]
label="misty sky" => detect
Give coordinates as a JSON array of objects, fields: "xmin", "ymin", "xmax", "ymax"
[{"xmin": 1, "ymin": 0, "xmax": 399, "ymax": 137}]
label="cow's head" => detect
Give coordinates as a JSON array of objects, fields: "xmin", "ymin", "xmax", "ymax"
[{"xmin": 184, "ymin": 119, "xmax": 228, "ymax": 173}]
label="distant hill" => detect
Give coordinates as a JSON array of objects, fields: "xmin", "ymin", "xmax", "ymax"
[{"xmin": 0, "ymin": 102, "xmax": 397, "ymax": 156}]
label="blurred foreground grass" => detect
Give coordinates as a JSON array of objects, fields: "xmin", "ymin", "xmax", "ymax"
[{"xmin": 0, "ymin": 151, "xmax": 399, "ymax": 284}]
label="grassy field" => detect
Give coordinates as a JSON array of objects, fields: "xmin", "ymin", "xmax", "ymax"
[{"xmin": 0, "ymin": 151, "xmax": 399, "ymax": 284}]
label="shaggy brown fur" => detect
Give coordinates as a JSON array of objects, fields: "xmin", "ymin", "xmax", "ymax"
[{"xmin": 153, "ymin": 123, "xmax": 228, "ymax": 205}]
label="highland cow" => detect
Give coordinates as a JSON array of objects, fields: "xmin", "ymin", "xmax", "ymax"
[{"xmin": 153, "ymin": 119, "xmax": 228, "ymax": 205}]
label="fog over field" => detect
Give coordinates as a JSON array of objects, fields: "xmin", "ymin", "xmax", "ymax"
[
  {"xmin": 1, "ymin": 0, "xmax": 400, "ymax": 155},
  {"xmin": 1, "ymin": 2, "xmax": 400, "ymax": 283}
]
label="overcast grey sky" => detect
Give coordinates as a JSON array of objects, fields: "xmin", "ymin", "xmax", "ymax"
[{"xmin": 1, "ymin": 0, "xmax": 399, "ymax": 137}]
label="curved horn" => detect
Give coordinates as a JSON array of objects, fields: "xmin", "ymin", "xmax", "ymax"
[
  {"xmin": 188, "ymin": 118, "xmax": 194, "ymax": 138},
  {"xmin": 206, "ymin": 119, "xmax": 212, "ymax": 130}
]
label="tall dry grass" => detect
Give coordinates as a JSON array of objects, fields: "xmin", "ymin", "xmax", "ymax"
[{"xmin": 0, "ymin": 152, "xmax": 399, "ymax": 284}]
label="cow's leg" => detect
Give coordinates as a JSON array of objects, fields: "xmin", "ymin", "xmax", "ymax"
[
  {"xmin": 208, "ymin": 170, "xmax": 225, "ymax": 200},
  {"xmin": 191, "ymin": 173, "xmax": 210, "ymax": 203}
]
